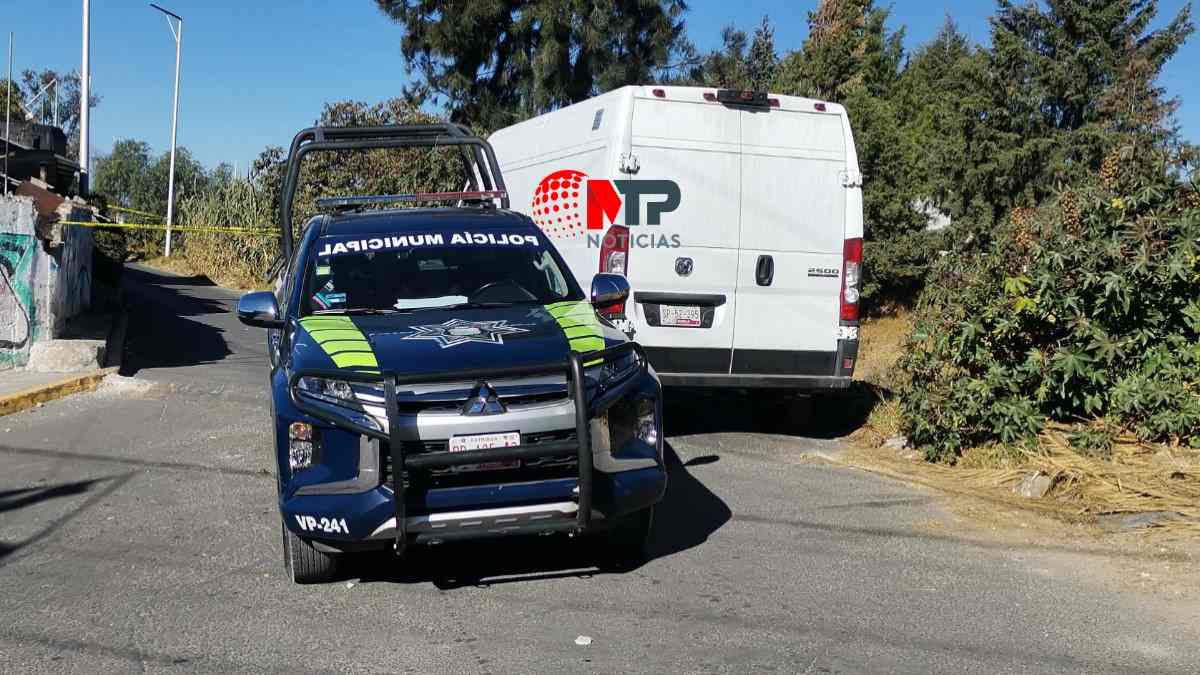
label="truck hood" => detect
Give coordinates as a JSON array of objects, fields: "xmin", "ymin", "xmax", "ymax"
[{"xmin": 290, "ymin": 301, "xmax": 625, "ymax": 377}]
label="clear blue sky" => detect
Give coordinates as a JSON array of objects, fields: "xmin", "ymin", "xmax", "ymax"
[{"xmin": 6, "ymin": 0, "xmax": 1198, "ymax": 170}]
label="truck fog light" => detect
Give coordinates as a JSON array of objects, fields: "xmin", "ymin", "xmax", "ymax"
[
  {"xmin": 635, "ymin": 398, "xmax": 659, "ymax": 446},
  {"xmin": 289, "ymin": 440, "xmax": 314, "ymax": 471},
  {"xmin": 289, "ymin": 422, "xmax": 313, "ymax": 441}
]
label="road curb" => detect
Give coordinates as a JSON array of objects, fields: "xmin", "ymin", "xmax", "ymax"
[
  {"xmin": 0, "ymin": 299, "xmax": 127, "ymax": 417},
  {"xmin": 0, "ymin": 367, "xmax": 119, "ymax": 417}
]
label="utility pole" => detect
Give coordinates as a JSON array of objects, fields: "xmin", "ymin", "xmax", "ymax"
[
  {"xmin": 151, "ymin": 3, "xmax": 183, "ymax": 257},
  {"xmin": 5, "ymin": 32, "xmax": 12, "ymax": 197},
  {"xmin": 79, "ymin": 0, "xmax": 90, "ymax": 195}
]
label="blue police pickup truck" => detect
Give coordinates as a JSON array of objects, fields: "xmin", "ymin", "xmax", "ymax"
[{"xmin": 237, "ymin": 125, "xmax": 665, "ymax": 583}]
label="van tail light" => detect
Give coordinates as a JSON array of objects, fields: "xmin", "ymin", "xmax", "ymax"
[
  {"xmin": 600, "ymin": 225, "xmax": 629, "ymax": 276},
  {"xmin": 840, "ymin": 237, "xmax": 862, "ymax": 322}
]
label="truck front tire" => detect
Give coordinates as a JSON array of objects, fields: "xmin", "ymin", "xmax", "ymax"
[
  {"xmin": 281, "ymin": 520, "xmax": 341, "ymax": 584},
  {"xmin": 595, "ymin": 506, "xmax": 654, "ymax": 570}
]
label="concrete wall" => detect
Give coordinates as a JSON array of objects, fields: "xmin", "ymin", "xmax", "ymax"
[{"xmin": 0, "ymin": 195, "xmax": 93, "ymax": 370}]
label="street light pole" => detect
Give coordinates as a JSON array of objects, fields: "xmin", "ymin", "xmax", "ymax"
[
  {"xmin": 5, "ymin": 32, "xmax": 12, "ymax": 197},
  {"xmin": 79, "ymin": 0, "xmax": 90, "ymax": 194},
  {"xmin": 151, "ymin": 3, "xmax": 182, "ymax": 257}
]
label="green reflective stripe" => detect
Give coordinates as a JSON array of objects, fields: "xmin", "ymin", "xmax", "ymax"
[
  {"xmin": 563, "ymin": 325, "xmax": 601, "ymax": 339},
  {"xmin": 305, "ymin": 329, "xmax": 368, "ymax": 340},
  {"xmin": 299, "ymin": 316, "xmax": 379, "ymax": 370},
  {"xmin": 571, "ymin": 336, "xmax": 607, "ymax": 354},
  {"xmin": 330, "ymin": 352, "xmax": 379, "ymax": 368},
  {"xmin": 544, "ymin": 301, "xmax": 607, "ymax": 356}
]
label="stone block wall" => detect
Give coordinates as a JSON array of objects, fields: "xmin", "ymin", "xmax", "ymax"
[{"xmin": 0, "ymin": 195, "xmax": 94, "ymax": 370}]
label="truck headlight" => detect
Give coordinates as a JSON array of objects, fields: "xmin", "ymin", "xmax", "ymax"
[
  {"xmin": 293, "ymin": 377, "xmax": 384, "ymax": 432},
  {"xmin": 297, "ymin": 376, "xmax": 357, "ymax": 403}
]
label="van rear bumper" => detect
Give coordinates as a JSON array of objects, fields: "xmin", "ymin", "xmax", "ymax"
[
  {"xmin": 647, "ymin": 340, "xmax": 858, "ymax": 390},
  {"xmin": 659, "ymin": 373, "xmax": 852, "ymax": 389}
]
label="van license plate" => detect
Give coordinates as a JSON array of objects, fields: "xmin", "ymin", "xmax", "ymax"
[
  {"xmin": 448, "ymin": 431, "xmax": 521, "ymax": 472},
  {"xmin": 661, "ymin": 305, "xmax": 702, "ymax": 327}
]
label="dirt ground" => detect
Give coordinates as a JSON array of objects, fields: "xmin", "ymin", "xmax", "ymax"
[{"xmin": 840, "ymin": 315, "xmax": 1200, "ymax": 596}]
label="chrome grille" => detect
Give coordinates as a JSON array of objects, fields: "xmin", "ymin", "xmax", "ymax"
[{"xmin": 381, "ymin": 429, "xmax": 578, "ymax": 490}]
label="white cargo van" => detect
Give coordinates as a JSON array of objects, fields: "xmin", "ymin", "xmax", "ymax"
[{"xmin": 489, "ymin": 85, "xmax": 862, "ymax": 389}]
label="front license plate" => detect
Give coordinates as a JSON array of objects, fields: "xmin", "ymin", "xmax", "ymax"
[
  {"xmin": 661, "ymin": 305, "xmax": 702, "ymax": 327},
  {"xmin": 448, "ymin": 431, "xmax": 521, "ymax": 472}
]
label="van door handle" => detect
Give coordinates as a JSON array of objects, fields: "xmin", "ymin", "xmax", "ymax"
[{"xmin": 756, "ymin": 255, "xmax": 774, "ymax": 286}]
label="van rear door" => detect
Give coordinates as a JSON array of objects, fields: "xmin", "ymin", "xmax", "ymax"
[
  {"xmin": 628, "ymin": 95, "xmax": 741, "ymax": 375},
  {"xmin": 731, "ymin": 107, "xmax": 846, "ymax": 376}
]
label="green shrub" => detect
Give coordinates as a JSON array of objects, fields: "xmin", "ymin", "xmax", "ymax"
[{"xmin": 897, "ymin": 179, "xmax": 1200, "ymax": 461}]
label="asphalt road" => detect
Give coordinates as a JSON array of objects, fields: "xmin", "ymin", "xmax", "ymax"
[{"xmin": 1, "ymin": 265, "xmax": 1197, "ymax": 674}]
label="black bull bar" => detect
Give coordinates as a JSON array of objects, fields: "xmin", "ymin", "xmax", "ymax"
[{"xmin": 288, "ymin": 343, "xmax": 647, "ymax": 554}]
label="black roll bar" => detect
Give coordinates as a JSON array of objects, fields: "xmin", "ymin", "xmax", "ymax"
[{"xmin": 277, "ymin": 123, "xmax": 510, "ymax": 259}]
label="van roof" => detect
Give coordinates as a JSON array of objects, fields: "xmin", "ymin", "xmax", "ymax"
[{"xmin": 488, "ymin": 85, "xmax": 846, "ymax": 140}]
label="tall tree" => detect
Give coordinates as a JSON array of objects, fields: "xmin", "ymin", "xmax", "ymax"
[
  {"xmin": 93, "ymin": 140, "xmax": 206, "ymax": 218},
  {"xmin": 672, "ymin": 16, "xmax": 778, "ymax": 90},
  {"xmin": 895, "ymin": 18, "xmax": 992, "ymax": 222},
  {"xmin": 774, "ymin": 0, "xmax": 903, "ymax": 101},
  {"xmin": 983, "ymin": 0, "xmax": 1194, "ymax": 213},
  {"xmin": 375, "ymin": 0, "xmax": 688, "ymax": 130},
  {"xmin": 1, "ymin": 78, "xmax": 23, "ymax": 120}
]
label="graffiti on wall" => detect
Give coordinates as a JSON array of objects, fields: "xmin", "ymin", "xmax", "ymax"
[{"xmin": 0, "ymin": 233, "xmax": 36, "ymax": 363}]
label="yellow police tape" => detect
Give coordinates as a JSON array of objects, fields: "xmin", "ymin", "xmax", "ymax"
[
  {"xmin": 58, "ymin": 220, "xmax": 279, "ymax": 236},
  {"xmin": 106, "ymin": 205, "xmax": 167, "ymax": 220}
]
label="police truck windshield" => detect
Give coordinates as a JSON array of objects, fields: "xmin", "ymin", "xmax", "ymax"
[{"xmin": 302, "ymin": 231, "xmax": 582, "ymax": 316}]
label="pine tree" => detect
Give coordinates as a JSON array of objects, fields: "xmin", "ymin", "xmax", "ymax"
[
  {"xmin": 774, "ymin": 0, "xmax": 903, "ymax": 101},
  {"xmin": 671, "ymin": 16, "xmax": 777, "ymax": 90},
  {"xmin": 895, "ymin": 18, "xmax": 992, "ymax": 222},
  {"xmin": 375, "ymin": 0, "xmax": 688, "ymax": 130},
  {"xmin": 745, "ymin": 17, "xmax": 779, "ymax": 91},
  {"xmin": 984, "ymin": 0, "xmax": 1194, "ymax": 212}
]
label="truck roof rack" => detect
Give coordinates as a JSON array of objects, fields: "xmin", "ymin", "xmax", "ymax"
[
  {"xmin": 315, "ymin": 190, "xmax": 508, "ymax": 212},
  {"xmin": 278, "ymin": 124, "xmax": 509, "ymax": 259}
]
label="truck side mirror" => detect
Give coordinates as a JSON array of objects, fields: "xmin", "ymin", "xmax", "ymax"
[
  {"xmin": 591, "ymin": 273, "xmax": 630, "ymax": 318},
  {"xmin": 237, "ymin": 291, "xmax": 283, "ymax": 329}
]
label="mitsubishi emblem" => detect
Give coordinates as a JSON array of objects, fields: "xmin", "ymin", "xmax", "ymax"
[{"xmin": 462, "ymin": 382, "xmax": 506, "ymax": 416}]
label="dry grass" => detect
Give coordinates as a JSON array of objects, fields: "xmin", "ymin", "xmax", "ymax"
[
  {"xmin": 139, "ymin": 255, "xmax": 271, "ymax": 291},
  {"xmin": 844, "ymin": 312, "xmax": 1199, "ymax": 540},
  {"xmin": 847, "ymin": 423, "xmax": 1200, "ymax": 539},
  {"xmin": 854, "ymin": 312, "xmax": 911, "ymax": 388},
  {"xmin": 140, "ymin": 255, "xmax": 198, "ymax": 278},
  {"xmin": 846, "ymin": 313, "xmax": 911, "ymax": 449},
  {"xmin": 1021, "ymin": 427, "xmax": 1200, "ymax": 537}
]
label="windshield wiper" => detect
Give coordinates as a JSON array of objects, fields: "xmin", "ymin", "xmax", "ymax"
[{"xmin": 312, "ymin": 308, "xmax": 398, "ymax": 316}]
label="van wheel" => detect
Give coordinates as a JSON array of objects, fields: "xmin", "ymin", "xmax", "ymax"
[
  {"xmin": 281, "ymin": 520, "xmax": 340, "ymax": 584},
  {"xmin": 595, "ymin": 507, "xmax": 654, "ymax": 570}
]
